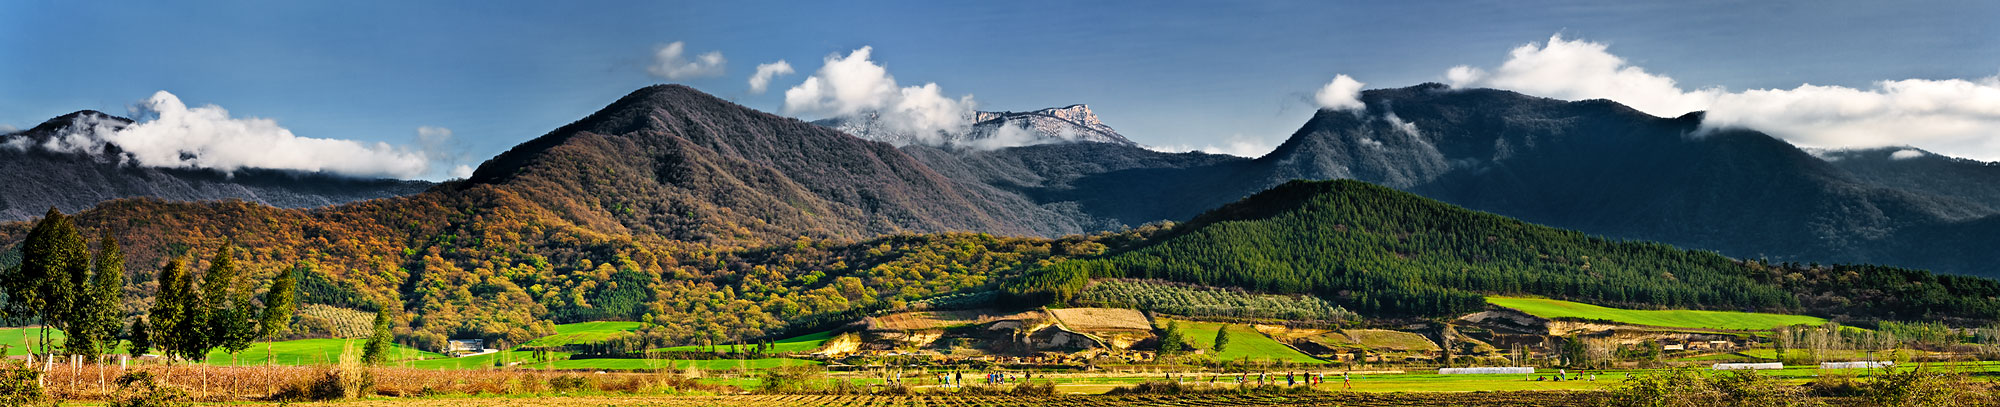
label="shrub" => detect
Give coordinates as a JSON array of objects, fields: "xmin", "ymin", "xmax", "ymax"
[
  {"xmin": 0, "ymin": 368, "xmax": 46, "ymax": 406},
  {"xmin": 1603, "ymin": 367, "xmax": 1811, "ymax": 407},
  {"xmin": 108, "ymin": 372, "xmax": 189, "ymax": 407},
  {"xmin": 1860, "ymin": 368, "xmax": 1995, "ymax": 407},
  {"xmin": 550, "ymin": 375, "xmax": 594, "ymax": 392}
]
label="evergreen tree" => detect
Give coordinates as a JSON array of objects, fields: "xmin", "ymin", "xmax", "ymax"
[
  {"xmin": 5, "ymin": 208, "xmax": 91, "ymax": 357},
  {"xmin": 127, "ymin": 318, "xmax": 152, "ymax": 357},
  {"xmin": 362, "ymin": 305, "xmax": 394, "ymax": 365},
  {"xmin": 1212, "ymin": 325, "xmax": 1230, "ymax": 353},
  {"xmin": 1158, "ymin": 321, "xmax": 1187, "ymax": 355},
  {"xmin": 259, "ymin": 263, "xmax": 302, "ymax": 363},
  {"xmin": 65, "ymin": 236, "xmax": 126, "ymax": 357},
  {"xmin": 148, "ymin": 257, "xmax": 204, "ymax": 362},
  {"xmin": 200, "ymin": 242, "xmax": 259, "ymax": 355}
]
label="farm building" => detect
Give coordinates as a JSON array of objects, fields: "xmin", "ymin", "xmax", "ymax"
[{"xmin": 446, "ymin": 339, "xmax": 485, "ymax": 354}]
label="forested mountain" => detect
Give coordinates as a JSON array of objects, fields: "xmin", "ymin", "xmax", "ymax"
[
  {"xmin": 1255, "ymin": 85, "xmax": 1998, "ymax": 277},
  {"xmin": 466, "ymin": 84, "xmax": 1048, "ymax": 242},
  {"xmin": 902, "ymin": 84, "xmax": 2000, "ymax": 278},
  {"xmin": 0, "ymin": 85, "xmax": 1132, "ymax": 351},
  {"xmin": 1815, "ymin": 147, "xmax": 2000, "ymax": 213},
  {"xmin": 0, "ymin": 111, "xmax": 432, "ymax": 222},
  {"xmin": 1005, "ymin": 179, "xmax": 2000, "ymax": 325}
]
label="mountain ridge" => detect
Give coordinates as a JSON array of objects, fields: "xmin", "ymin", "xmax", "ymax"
[{"xmin": 0, "ymin": 110, "xmax": 433, "ymax": 222}]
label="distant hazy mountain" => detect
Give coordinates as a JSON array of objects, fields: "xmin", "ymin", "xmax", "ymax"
[
  {"xmin": 0, "ymin": 110, "xmax": 432, "ymax": 222},
  {"xmin": 1813, "ymin": 147, "xmax": 2000, "ymax": 212},
  {"xmin": 814, "ymin": 104, "xmax": 1139, "ymax": 149}
]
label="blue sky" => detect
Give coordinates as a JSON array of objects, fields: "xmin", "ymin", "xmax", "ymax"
[{"xmin": 4, "ymin": 1, "xmax": 1998, "ymax": 179}]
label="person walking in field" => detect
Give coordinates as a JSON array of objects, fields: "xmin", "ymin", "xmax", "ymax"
[{"xmin": 1342, "ymin": 372, "xmax": 1352, "ymax": 390}]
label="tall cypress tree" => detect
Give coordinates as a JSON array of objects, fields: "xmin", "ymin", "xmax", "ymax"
[
  {"xmin": 1212, "ymin": 325, "xmax": 1230, "ymax": 353},
  {"xmin": 259, "ymin": 263, "xmax": 302, "ymax": 363},
  {"xmin": 200, "ymin": 242, "xmax": 259, "ymax": 356},
  {"xmin": 148, "ymin": 256, "xmax": 202, "ymax": 362},
  {"xmin": 362, "ymin": 305, "xmax": 394, "ymax": 365},
  {"xmin": 6, "ymin": 208, "xmax": 90, "ymax": 358},
  {"xmin": 64, "ymin": 236, "xmax": 126, "ymax": 357}
]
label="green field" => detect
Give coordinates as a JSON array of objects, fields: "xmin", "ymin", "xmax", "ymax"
[
  {"xmin": 0, "ymin": 327, "xmax": 64, "ymax": 355},
  {"xmin": 523, "ymin": 321, "xmax": 644, "ymax": 347},
  {"xmin": 206, "ymin": 338, "xmax": 442, "ymax": 366},
  {"xmin": 1160, "ymin": 320, "xmax": 1324, "ymax": 364},
  {"xmin": 657, "ymin": 330, "xmax": 835, "ymax": 353},
  {"xmin": 4, "ymin": 327, "xmax": 440, "ymax": 365},
  {"xmin": 1487, "ymin": 297, "xmax": 1826, "ymax": 330}
]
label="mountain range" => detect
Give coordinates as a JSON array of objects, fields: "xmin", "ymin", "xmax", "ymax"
[
  {"xmin": 4, "ymin": 83, "xmax": 1998, "ymax": 348},
  {"xmin": 0, "ymin": 110, "xmax": 432, "ymax": 222},
  {"xmin": 6, "ymin": 83, "xmax": 1997, "ymax": 279}
]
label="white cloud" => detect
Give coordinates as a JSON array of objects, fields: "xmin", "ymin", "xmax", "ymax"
[
  {"xmin": 22, "ymin": 91, "xmax": 444, "ymax": 179},
  {"xmin": 966, "ymin": 119, "xmax": 1047, "ymax": 150},
  {"xmin": 784, "ymin": 46, "xmax": 976, "ymax": 142},
  {"xmin": 1314, "ymin": 74, "xmax": 1366, "ymax": 111},
  {"xmin": 449, "ymin": 164, "xmax": 474, "ymax": 179},
  {"xmin": 0, "ymin": 125, "xmax": 17, "ymax": 133},
  {"xmin": 1890, "ymin": 149, "xmax": 1926, "ymax": 160},
  {"xmin": 748, "ymin": 60, "xmax": 795, "ymax": 94},
  {"xmin": 1384, "ymin": 112, "xmax": 1421, "ymax": 139},
  {"xmin": 1148, "ymin": 133, "xmax": 1276, "ymax": 158},
  {"xmin": 1445, "ymin": 34, "xmax": 2000, "ymax": 162},
  {"xmin": 1446, "ymin": 34, "xmax": 1722, "ymax": 118},
  {"xmin": 646, "ymin": 41, "xmax": 726, "ymax": 80}
]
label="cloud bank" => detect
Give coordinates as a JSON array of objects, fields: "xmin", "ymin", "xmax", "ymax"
[
  {"xmin": 1315, "ymin": 74, "xmax": 1366, "ymax": 111},
  {"xmin": 9, "ymin": 91, "xmax": 458, "ymax": 179},
  {"xmin": 1148, "ymin": 133, "xmax": 1276, "ymax": 158},
  {"xmin": 1447, "ymin": 34, "xmax": 2000, "ymax": 162},
  {"xmin": 748, "ymin": 60, "xmax": 795, "ymax": 94},
  {"xmin": 646, "ymin": 41, "xmax": 726, "ymax": 80},
  {"xmin": 784, "ymin": 46, "xmax": 977, "ymax": 142}
]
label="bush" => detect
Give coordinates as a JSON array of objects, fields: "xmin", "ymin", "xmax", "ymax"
[
  {"xmin": 109, "ymin": 372, "xmax": 189, "ymax": 407},
  {"xmin": 1603, "ymin": 367, "xmax": 1809, "ymax": 407},
  {"xmin": 550, "ymin": 375, "xmax": 594, "ymax": 392},
  {"xmin": 0, "ymin": 368, "xmax": 46, "ymax": 406},
  {"xmin": 1860, "ymin": 368, "xmax": 1996, "ymax": 407},
  {"xmin": 270, "ymin": 368, "xmax": 375, "ymax": 402}
]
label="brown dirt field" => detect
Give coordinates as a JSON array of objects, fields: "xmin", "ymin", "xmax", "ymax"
[
  {"xmin": 1048, "ymin": 308, "xmax": 1151, "ymax": 332},
  {"xmin": 865, "ymin": 310, "xmax": 1044, "ymax": 331}
]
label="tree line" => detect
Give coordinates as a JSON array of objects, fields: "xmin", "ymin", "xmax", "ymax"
[{"xmin": 0, "ymin": 208, "xmax": 370, "ymax": 363}]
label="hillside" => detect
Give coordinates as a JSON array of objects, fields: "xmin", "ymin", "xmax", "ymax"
[
  {"xmin": 466, "ymin": 84, "xmax": 1045, "ymax": 242},
  {"xmin": 0, "ymin": 110, "xmax": 432, "ymax": 222},
  {"xmin": 1006, "ymin": 179, "xmax": 2000, "ymax": 324}
]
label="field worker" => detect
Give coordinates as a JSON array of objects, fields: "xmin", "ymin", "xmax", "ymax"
[{"xmin": 1342, "ymin": 372, "xmax": 1351, "ymax": 390}]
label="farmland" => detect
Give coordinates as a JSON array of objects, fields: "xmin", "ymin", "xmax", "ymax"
[
  {"xmin": 658, "ymin": 330, "xmax": 837, "ymax": 353},
  {"xmin": 1486, "ymin": 297, "xmax": 1827, "ymax": 330},
  {"xmin": 523, "ymin": 321, "xmax": 646, "ymax": 347},
  {"xmin": 1158, "ymin": 319, "xmax": 1324, "ymax": 364}
]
